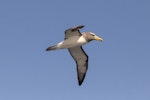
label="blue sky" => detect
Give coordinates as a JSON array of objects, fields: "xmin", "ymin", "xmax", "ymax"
[{"xmin": 0, "ymin": 0, "xmax": 150, "ymax": 100}]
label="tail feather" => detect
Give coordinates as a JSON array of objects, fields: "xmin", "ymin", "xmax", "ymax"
[{"xmin": 46, "ymin": 45, "xmax": 58, "ymax": 51}]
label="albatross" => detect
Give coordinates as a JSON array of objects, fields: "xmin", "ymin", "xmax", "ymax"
[{"xmin": 46, "ymin": 25, "xmax": 103, "ymax": 86}]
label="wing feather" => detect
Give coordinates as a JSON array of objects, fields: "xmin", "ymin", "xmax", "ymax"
[
  {"xmin": 68, "ymin": 46, "xmax": 88, "ymax": 86},
  {"xmin": 65, "ymin": 25, "xmax": 84, "ymax": 39}
]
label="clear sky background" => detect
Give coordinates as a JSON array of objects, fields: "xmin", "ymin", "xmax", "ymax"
[{"xmin": 0, "ymin": 0, "xmax": 150, "ymax": 100}]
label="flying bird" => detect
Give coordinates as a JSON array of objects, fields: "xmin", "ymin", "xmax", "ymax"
[{"xmin": 46, "ymin": 25, "xmax": 103, "ymax": 86}]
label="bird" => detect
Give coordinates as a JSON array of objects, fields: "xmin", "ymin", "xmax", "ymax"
[{"xmin": 46, "ymin": 25, "xmax": 103, "ymax": 86}]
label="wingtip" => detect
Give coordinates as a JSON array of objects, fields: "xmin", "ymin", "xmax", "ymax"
[
  {"xmin": 78, "ymin": 80, "xmax": 83, "ymax": 86},
  {"xmin": 45, "ymin": 47, "xmax": 51, "ymax": 51},
  {"xmin": 77, "ymin": 25, "xmax": 84, "ymax": 29},
  {"xmin": 45, "ymin": 46, "xmax": 57, "ymax": 51},
  {"xmin": 72, "ymin": 25, "xmax": 84, "ymax": 31},
  {"xmin": 78, "ymin": 25, "xmax": 84, "ymax": 28},
  {"xmin": 45, "ymin": 48, "xmax": 50, "ymax": 51},
  {"xmin": 78, "ymin": 83, "xmax": 82, "ymax": 86}
]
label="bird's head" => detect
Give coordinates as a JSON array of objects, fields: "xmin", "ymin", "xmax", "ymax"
[{"xmin": 83, "ymin": 32, "xmax": 103, "ymax": 42}]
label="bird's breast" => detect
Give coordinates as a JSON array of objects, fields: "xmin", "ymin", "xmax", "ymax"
[{"xmin": 77, "ymin": 36, "xmax": 87, "ymax": 44}]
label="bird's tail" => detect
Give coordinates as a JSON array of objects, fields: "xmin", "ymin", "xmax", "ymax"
[{"xmin": 45, "ymin": 45, "xmax": 58, "ymax": 51}]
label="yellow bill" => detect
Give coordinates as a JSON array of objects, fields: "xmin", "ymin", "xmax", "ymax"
[{"xmin": 94, "ymin": 35, "xmax": 103, "ymax": 42}]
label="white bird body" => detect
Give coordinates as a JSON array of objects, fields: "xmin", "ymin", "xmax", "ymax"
[{"xmin": 56, "ymin": 36, "xmax": 88, "ymax": 49}]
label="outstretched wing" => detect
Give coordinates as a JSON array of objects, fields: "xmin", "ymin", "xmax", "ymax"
[
  {"xmin": 68, "ymin": 46, "xmax": 88, "ymax": 86},
  {"xmin": 65, "ymin": 25, "xmax": 84, "ymax": 39}
]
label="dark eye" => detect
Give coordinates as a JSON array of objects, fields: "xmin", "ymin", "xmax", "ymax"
[{"xmin": 91, "ymin": 34, "xmax": 95, "ymax": 36}]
